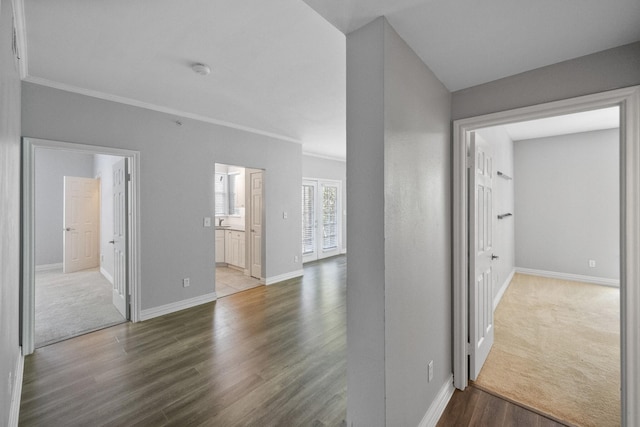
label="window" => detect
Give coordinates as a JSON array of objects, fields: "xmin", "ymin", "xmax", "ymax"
[{"xmin": 215, "ymin": 173, "xmax": 227, "ymax": 216}]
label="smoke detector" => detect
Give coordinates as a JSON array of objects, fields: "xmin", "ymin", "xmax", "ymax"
[{"xmin": 192, "ymin": 63, "xmax": 211, "ymax": 76}]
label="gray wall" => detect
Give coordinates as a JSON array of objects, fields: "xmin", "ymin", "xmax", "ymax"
[
  {"xmin": 302, "ymin": 154, "xmax": 347, "ymax": 252},
  {"xmin": 35, "ymin": 149, "xmax": 95, "ymax": 266},
  {"xmin": 94, "ymin": 154, "xmax": 122, "ymax": 280},
  {"xmin": 514, "ymin": 128, "xmax": 619, "ymax": 280},
  {"xmin": 0, "ymin": 0, "xmax": 22, "ymax": 422},
  {"xmin": 23, "ymin": 82, "xmax": 303, "ymax": 310},
  {"xmin": 347, "ymin": 17, "xmax": 451, "ymax": 426},
  {"xmin": 452, "ymin": 42, "xmax": 640, "ymax": 121},
  {"xmin": 475, "ymin": 126, "xmax": 515, "ymax": 301}
]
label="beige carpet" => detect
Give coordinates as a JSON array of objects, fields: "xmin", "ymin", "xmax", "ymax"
[{"xmin": 474, "ymin": 273, "xmax": 620, "ymax": 427}]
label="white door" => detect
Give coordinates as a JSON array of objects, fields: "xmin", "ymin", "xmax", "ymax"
[
  {"xmin": 302, "ymin": 180, "xmax": 318, "ymax": 263},
  {"xmin": 302, "ymin": 179, "xmax": 342, "ymax": 263},
  {"xmin": 63, "ymin": 177, "xmax": 100, "ymax": 273},
  {"xmin": 250, "ymin": 171, "xmax": 263, "ymax": 279},
  {"xmin": 111, "ymin": 158, "xmax": 129, "ymax": 319},
  {"xmin": 469, "ymin": 132, "xmax": 496, "ymax": 380},
  {"xmin": 318, "ymin": 182, "xmax": 341, "ymax": 259}
]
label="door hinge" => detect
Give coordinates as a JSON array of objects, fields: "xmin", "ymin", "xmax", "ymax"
[
  {"xmin": 465, "ymin": 342, "xmax": 471, "ymax": 355},
  {"xmin": 126, "ymin": 173, "xmax": 131, "ymax": 182},
  {"xmin": 466, "ymin": 156, "xmax": 472, "ymax": 169}
]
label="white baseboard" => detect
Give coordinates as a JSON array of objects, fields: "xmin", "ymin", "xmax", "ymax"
[
  {"xmin": 140, "ymin": 292, "xmax": 217, "ymax": 321},
  {"xmin": 494, "ymin": 268, "xmax": 515, "ymax": 309},
  {"xmin": 515, "ymin": 267, "xmax": 620, "ymax": 287},
  {"xmin": 265, "ymin": 269, "xmax": 304, "ymax": 285},
  {"xmin": 35, "ymin": 262, "xmax": 62, "ymax": 272},
  {"xmin": 418, "ymin": 375, "xmax": 455, "ymax": 427},
  {"xmin": 100, "ymin": 267, "xmax": 114, "ymax": 285},
  {"xmin": 8, "ymin": 348, "xmax": 24, "ymax": 427}
]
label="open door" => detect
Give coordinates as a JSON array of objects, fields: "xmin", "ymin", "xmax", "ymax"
[
  {"xmin": 111, "ymin": 158, "xmax": 129, "ymax": 319},
  {"xmin": 63, "ymin": 177, "xmax": 100, "ymax": 273},
  {"xmin": 250, "ymin": 171, "xmax": 263, "ymax": 279},
  {"xmin": 469, "ymin": 132, "xmax": 496, "ymax": 380}
]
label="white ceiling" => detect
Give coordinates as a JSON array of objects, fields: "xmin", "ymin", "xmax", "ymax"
[
  {"xmin": 22, "ymin": 0, "xmax": 640, "ymax": 160},
  {"xmin": 23, "ymin": 0, "xmax": 347, "ymax": 159},
  {"xmin": 304, "ymin": 0, "xmax": 640, "ymax": 91},
  {"xmin": 501, "ymin": 107, "xmax": 620, "ymax": 142}
]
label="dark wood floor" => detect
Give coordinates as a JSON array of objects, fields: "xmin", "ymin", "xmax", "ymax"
[
  {"xmin": 437, "ymin": 386, "xmax": 568, "ymax": 427},
  {"xmin": 19, "ymin": 256, "xmax": 347, "ymax": 426},
  {"xmin": 20, "ymin": 254, "xmax": 567, "ymax": 426}
]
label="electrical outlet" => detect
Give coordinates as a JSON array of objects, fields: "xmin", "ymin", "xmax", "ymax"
[
  {"xmin": 589, "ymin": 260, "xmax": 596, "ymax": 268},
  {"xmin": 283, "ymin": 211, "xmax": 288, "ymax": 219},
  {"xmin": 294, "ymin": 255, "xmax": 299, "ymax": 263},
  {"xmin": 428, "ymin": 360, "xmax": 434, "ymax": 382},
  {"xmin": 183, "ymin": 278, "xmax": 190, "ymax": 287},
  {"xmin": 204, "ymin": 217, "xmax": 211, "ymax": 227}
]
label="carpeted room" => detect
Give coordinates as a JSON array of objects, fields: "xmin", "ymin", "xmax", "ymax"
[
  {"xmin": 471, "ymin": 113, "xmax": 620, "ymax": 426},
  {"xmin": 33, "ymin": 148, "xmax": 127, "ymax": 347}
]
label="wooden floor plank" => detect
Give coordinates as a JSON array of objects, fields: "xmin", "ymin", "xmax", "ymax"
[{"xmin": 19, "ymin": 256, "xmax": 347, "ymax": 427}]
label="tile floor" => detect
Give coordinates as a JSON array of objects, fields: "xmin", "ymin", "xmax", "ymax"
[{"xmin": 215, "ymin": 266, "xmax": 263, "ymax": 298}]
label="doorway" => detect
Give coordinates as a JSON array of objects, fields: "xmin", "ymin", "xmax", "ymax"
[
  {"xmin": 23, "ymin": 138, "xmax": 141, "ymax": 355},
  {"xmin": 214, "ymin": 163, "xmax": 264, "ymax": 298},
  {"xmin": 302, "ymin": 178, "xmax": 342, "ymax": 263},
  {"xmin": 467, "ymin": 109, "xmax": 620, "ymax": 426},
  {"xmin": 452, "ymin": 86, "xmax": 640, "ymax": 426}
]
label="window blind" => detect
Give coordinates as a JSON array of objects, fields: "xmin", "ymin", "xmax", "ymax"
[{"xmin": 302, "ymin": 184, "xmax": 315, "ymax": 254}]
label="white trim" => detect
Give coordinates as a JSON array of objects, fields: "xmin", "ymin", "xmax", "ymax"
[
  {"xmin": 35, "ymin": 262, "xmax": 62, "ymax": 272},
  {"xmin": 11, "ymin": 0, "xmax": 27, "ymax": 79},
  {"xmin": 140, "ymin": 292, "xmax": 217, "ymax": 321},
  {"xmin": 8, "ymin": 348, "xmax": 24, "ymax": 427},
  {"xmin": 100, "ymin": 266, "xmax": 114, "ymax": 285},
  {"xmin": 452, "ymin": 85, "xmax": 640, "ymax": 427},
  {"xmin": 515, "ymin": 267, "xmax": 619, "ymax": 287},
  {"xmin": 341, "ymin": 248, "xmax": 347, "ymax": 254},
  {"xmin": 23, "ymin": 76, "xmax": 302, "ymax": 145},
  {"xmin": 265, "ymin": 269, "xmax": 304, "ymax": 285},
  {"xmin": 494, "ymin": 268, "xmax": 515, "ymax": 309},
  {"xmin": 417, "ymin": 375, "xmax": 455, "ymax": 427},
  {"xmin": 22, "ymin": 138, "xmax": 142, "ymax": 355},
  {"xmin": 302, "ymin": 151, "xmax": 346, "ymax": 162}
]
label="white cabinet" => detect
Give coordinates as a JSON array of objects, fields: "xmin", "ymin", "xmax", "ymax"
[
  {"xmin": 215, "ymin": 230, "xmax": 225, "ymax": 263},
  {"xmin": 225, "ymin": 230, "xmax": 245, "ymax": 268}
]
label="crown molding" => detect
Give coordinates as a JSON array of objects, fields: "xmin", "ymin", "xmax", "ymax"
[
  {"xmin": 23, "ymin": 75, "xmax": 303, "ymax": 145},
  {"xmin": 302, "ymin": 150, "xmax": 346, "ymax": 162}
]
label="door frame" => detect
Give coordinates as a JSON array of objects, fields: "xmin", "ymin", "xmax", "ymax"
[
  {"xmin": 453, "ymin": 86, "xmax": 640, "ymax": 426},
  {"xmin": 22, "ymin": 137, "xmax": 142, "ymax": 355}
]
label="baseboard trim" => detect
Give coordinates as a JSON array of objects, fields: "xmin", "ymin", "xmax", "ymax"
[
  {"xmin": 100, "ymin": 267, "xmax": 114, "ymax": 285},
  {"xmin": 515, "ymin": 267, "xmax": 619, "ymax": 287},
  {"xmin": 494, "ymin": 269, "xmax": 515, "ymax": 309},
  {"xmin": 265, "ymin": 269, "xmax": 304, "ymax": 285},
  {"xmin": 140, "ymin": 292, "xmax": 217, "ymax": 321},
  {"xmin": 8, "ymin": 348, "xmax": 24, "ymax": 427},
  {"xmin": 418, "ymin": 375, "xmax": 455, "ymax": 427},
  {"xmin": 35, "ymin": 262, "xmax": 62, "ymax": 271}
]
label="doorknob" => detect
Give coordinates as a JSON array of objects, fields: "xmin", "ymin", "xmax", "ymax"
[
  {"xmin": 64, "ymin": 227, "xmax": 75, "ymax": 231},
  {"xmin": 108, "ymin": 240, "xmax": 115, "ymax": 244},
  {"xmin": 491, "ymin": 254, "xmax": 499, "ymax": 260}
]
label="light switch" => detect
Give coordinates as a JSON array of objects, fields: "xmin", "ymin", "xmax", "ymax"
[
  {"xmin": 204, "ymin": 217, "xmax": 211, "ymax": 227},
  {"xmin": 283, "ymin": 211, "xmax": 288, "ymax": 219}
]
